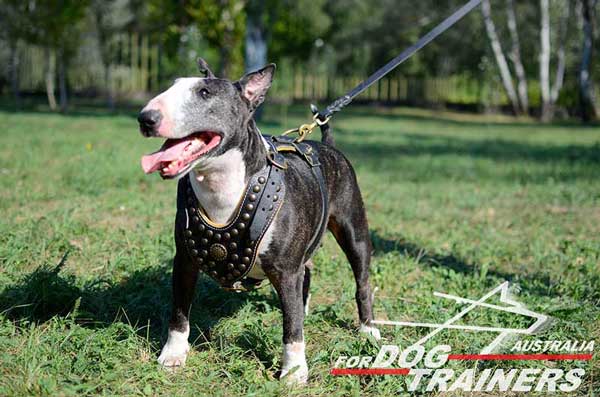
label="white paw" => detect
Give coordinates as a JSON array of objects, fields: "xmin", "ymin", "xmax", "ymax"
[
  {"xmin": 359, "ymin": 324, "xmax": 381, "ymax": 340},
  {"xmin": 280, "ymin": 363, "xmax": 309, "ymax": 384},
  {"xmin": 158, "ymin": 327, "xmax": 190, "ymax": 370},
  {"xmin": 280, "ymin": 342, "xmax": 308, "ymax": 384}
]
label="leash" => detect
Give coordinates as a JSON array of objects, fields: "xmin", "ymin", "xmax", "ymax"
[{"xmin": 283, "ymin": 0, "xmax": 482, "ymax": 142}]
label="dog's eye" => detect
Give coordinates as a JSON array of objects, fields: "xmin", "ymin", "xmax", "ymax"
[{"xmin": 198, "ymin": 88, "xmax": 210, "ymax": 99}]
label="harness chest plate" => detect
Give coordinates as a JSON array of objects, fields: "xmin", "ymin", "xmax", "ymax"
[{"xmin": 176, "ymin": 163, "xmax": 285, "ymax": 289}]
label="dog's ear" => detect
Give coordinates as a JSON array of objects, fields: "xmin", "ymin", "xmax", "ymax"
[
  {"xmin": 236, "ymin": 64, "xmax": 276, "ymax": 111},
  {"xmin": 197, "ymin": 58, "xmax": 215, "ymax": 78}
]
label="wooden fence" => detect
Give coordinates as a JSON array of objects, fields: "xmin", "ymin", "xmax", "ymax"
[{"xmin": 13, "ymin": 33, "xmax": 508, "ymax": 107}]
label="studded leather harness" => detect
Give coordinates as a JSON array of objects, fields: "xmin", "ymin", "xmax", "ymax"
[{"xmin": 175, "ymin": 135, "xmax": 328, "ymax": 291}]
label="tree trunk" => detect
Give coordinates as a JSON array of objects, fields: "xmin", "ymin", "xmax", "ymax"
[
  {"xmin": 579, "ymin": 0, "xmax": 599, "ymax": 122},
  {"xmin": 245, "ymin": 0, "xmax": 267, "ymax": 119},
  {"xmin": 45, "ymin": 48, "xmax": 57, "ymax": 111},
  {"xmin": 481, "ymin": 0, "xmax": 520, "ymax": 115},
  {"xmin": 9, "ymin": 41, "xmax": 21, "ymax": 109},
  {"xmin": 58, "ymin": 51, "xmax": 68, "ymax": 112},
  {"xmin": 550, "ymin": 1, "xmax": 571, "ymax": 105},
  {"xmin": 506, "ymin": 0, "xmax": 528, "ymax": 114},
  {"xmin": 104, "ymin": 63, "xmax": 115, "ymax": 110},
  {"xmin": 539, "ymin": 0, "xmax": 552, "ymax": 122}
]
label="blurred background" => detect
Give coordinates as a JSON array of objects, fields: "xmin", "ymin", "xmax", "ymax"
[{"xmin": 0, "ymin": 0, "xmax": 599, "ymax": 122}]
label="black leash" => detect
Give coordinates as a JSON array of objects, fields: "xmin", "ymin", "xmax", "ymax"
[{"xmin": 284, "ymin": 0, "xmax": 482, "ymax": 141}]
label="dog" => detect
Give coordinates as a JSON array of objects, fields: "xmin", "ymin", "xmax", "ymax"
[{"xmin": 137, "ymin": 60, "xmax": 380, "ymax": 384}]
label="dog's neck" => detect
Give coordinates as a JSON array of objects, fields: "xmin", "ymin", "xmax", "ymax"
[{"xmin": 189, "ymin": 120, "xmax": 267, "ymax": 224}]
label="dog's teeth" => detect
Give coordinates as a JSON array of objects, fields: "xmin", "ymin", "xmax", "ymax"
[{"xmin": 162, "ymin": 167, "xmax": 168, "ymax": 172}]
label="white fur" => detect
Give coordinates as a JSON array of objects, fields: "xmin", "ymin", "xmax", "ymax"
[
  {"xmin": 359, "ymin": 324, "xmax": 382, "ymax": 340},
  {"xmin": 158, "ymin": 325, "xmax": 190, "ymax": 368},
  {"xmin": 143, "ymin": 77, "xmax": 203, "ymax": 137},
  {"xmin": 190, "ymin": 149, "xmax": 247, "ymax": 224},
  {"xmin": 280, "ymin": 341, "xmax": 308, "ymax": 384},
  {"xmin": 304, "ymin": 293, "xmax": 311, "ymax": 316}
]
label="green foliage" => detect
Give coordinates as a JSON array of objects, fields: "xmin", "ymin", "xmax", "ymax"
[{"xmin": 0, "ymin": 106, "xmax": 598, "ymax": 394}]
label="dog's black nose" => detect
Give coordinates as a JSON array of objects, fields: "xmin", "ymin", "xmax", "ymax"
[{"xmin": 137, "ymin": 109, "xmax": 162, "ymax": 136}]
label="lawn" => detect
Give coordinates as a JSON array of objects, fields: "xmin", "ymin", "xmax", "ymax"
[{"xmin": 0, "ymin": 104, "xmax": 599, "ymax": 396}]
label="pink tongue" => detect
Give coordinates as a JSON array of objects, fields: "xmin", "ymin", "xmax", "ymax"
[{"xmin": 141, "ymin": 139, "xmax": 191, "ymax": 174}]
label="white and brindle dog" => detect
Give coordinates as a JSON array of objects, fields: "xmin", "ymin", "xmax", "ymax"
[{"xmin": 137, "ymin": 60, "xmax": 380, "ymax": 384}]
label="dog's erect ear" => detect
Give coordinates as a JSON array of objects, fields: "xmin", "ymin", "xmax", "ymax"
[
  {"xmin": 236, "ymin": 64, "xmax": 276, "ymax": 110},
  {"xmin": 197, "ymin": 58, "xmax": 215, "ymax": 78}
]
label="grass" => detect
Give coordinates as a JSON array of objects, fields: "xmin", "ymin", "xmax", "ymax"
[{"xmin": 0, "ymin": 103, "xmax": 599, "ymax": 396}]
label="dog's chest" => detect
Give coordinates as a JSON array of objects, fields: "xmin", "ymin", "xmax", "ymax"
[{"xmin": 175, "ymin": 165, "xmax": 285, "ymax": 289}]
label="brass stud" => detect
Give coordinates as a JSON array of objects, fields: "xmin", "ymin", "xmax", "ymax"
[
  {"xmin": 209, "ymin": 243, "xmax": 228, "ymax": 261},
  {"xmin": 231, "ymin": 228, "xmax": 239, "ymax": 236},
  {"xmin": 244, "ymin": 248, "xmax": 252, "ymax": 256},
  {"xmin": 185, "ymin": 230, "xmax": 193, "ymax": 237},
  {"xmin": 200, "ymin": 250, "xmax": 208, "ymax": 257},
  {"xmin": 229, "ymin": 242, "xmax": 237, "ymax": 250},
  {"xmin": 223, "ymin": 232, "xmax": 230, "ymax": 240},
  {"xmin": 190, "ymin": 207, "xmax": 197, "ymax": 213},
  {"xmin": 249, "ymin": 194, "xmax": 257, "ymax": 202},
  {"xmin": 273, "ymin": 194, "xmax": 279, "ymax": 202},
  {"xmin": 220, "ymin": 276, "xmax": 226, "ymax": 282},
  {"xmin": 242, "ymin": 257, "xmax": 250, "ymax": 264},
  {"xmin": 192, "ymin": 216, "xmax": 199, "ymax": 223},
  {"xmin": 201, "ymin": 238, "xmax": 208, "ymax": 245},
  {"xmin": 196, "ymin": 257, "xmax": 204, "ymax": 264},
  {"xmin": 188, "ymin": 239, "xmax": 195, "ymax": 246},
  {"xmin": 206, "ymin": 230, "xmax": 213, "ymax": 238},
  {"xmin": 258, "ymin": 176, "xmax": 266, "ymax": 184},
  {"xmin": 198, "ymin": 224, "xmax": 206, "ymax": 232},
  {"xmin": 210, "ymin": 270, "xmax": 218, "ymax": 277},
  {"xmin": 239, "ymin": 264, "xmax": 247, "ymax": 271},
  {"xmin": 214, "ymin": 233, "xmax": 221, "ymax": 240},
  {"xmin": 208, "ymin": 261, "xmax": 215, "ymax": 267},
  {"xmin": 241, "ymin": 213, "xmax": 250, "ymax": 221},
  {"xmin": 237, "ymin": 222, "xmax": 246, "ymax": 229},
  {"xmin": 227, "ymin": 263, "xmax": 235, "ymax": 270},
  {"xmin": 252, "ymin": 185, "xmax": 261, "ymax": 193},
  {"xmin": 231, "ymin": 254, "xmax": 239, "ymax": 261},
  {"xmin": 248, "ymin": 240, "xmax": 255, "ymax": 246},
  {"xmin": 191, "ymin": 249, "xmax": 198, "ymax": 256},
  {"xmin": 233, "ymin": 270, "xmax": 241, "ymax": 277},
  {"xmin": 245, "ymin": 203, "xmax": 254, "ymax": 211}
]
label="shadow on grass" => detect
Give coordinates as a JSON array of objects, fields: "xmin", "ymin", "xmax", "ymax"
[
  {"xmin": 370, "ymin": 231, "xmax": 555, "ymax": 293},
  {"xmin": 0, "ymin": 252, "xmax": 279, "ymax": 350}
]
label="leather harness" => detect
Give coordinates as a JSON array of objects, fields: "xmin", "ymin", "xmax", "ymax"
[{"xmin": 175, "ymin": 135, "xmax": 328, "ymax": 291}]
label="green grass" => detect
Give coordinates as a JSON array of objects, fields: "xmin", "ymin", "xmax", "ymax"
[{"xmin": 0, "ymin": 104, "xmax": 599, "ymax": 396}]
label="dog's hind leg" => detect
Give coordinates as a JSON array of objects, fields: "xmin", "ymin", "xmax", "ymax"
[
  {"xmin": 329, "ymin": 212, "xmax": 381, "ymax": 340},
  {"xmin": 158, "ymin": 252, "xmax": 199, "ymax": 369}
]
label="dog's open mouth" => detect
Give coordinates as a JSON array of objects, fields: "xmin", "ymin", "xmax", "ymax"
[{"xmin": 141, "ymin": 131, "xmax": 222, "ymax": 178}]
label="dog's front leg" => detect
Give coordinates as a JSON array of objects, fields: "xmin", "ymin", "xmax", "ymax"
[
  {"xmin": 158, "ymin": 253, "xmax": 198, "ymax": 369},
  {"xmin": 273, "ymin": 271, "xmax": 309, "ymax": 384}
]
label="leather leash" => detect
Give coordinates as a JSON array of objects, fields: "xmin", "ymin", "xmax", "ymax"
[{"xmin": 284, "ymin": 0, "xmax": 483, "ymax": 141}]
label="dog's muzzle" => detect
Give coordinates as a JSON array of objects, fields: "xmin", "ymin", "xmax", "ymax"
[{"xmin": 138, "ymin": 109, "xmax": 162, "ymax": 137}]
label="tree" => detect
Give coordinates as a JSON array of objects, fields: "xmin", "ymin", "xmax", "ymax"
[
  {"xmin": 539, "ymin": 0, "xmax": 571, "ymax": 121},
  {"xmin": 90, "ymin": 0, "xmax": 132, "ymax": 109},
  {"xmin": 481, "ymin": 0, "xmax": 520, "ymax": 114},
  {"xmin": 17, "ymin": 0, "xmax": 89, "ymax": 111},
  {"xmin": 506, "ymin": 0, "xmax": 528, "ymax": 113},
  {"xmin": 578, "ymin": 0, "xmax": 599, "ymax": 122},
  {"xmin": 0, "ymin": 0, "xmax": 30, "ymax": 108},
  {"xmin": 187, "ymin": 0, "xmax": 246, "ymax": 78}
]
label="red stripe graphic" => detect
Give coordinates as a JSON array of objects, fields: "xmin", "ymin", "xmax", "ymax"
[
  {"xmin": 330, "ymin": 368, "xmax": 410, "ymax": 376},
  {"xmin": 448, "ymin": 353, "xmax": 593, "ymax": 361}
]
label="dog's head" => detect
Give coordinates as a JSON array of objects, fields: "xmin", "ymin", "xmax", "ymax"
[{"xmin": 138, "ymin": 59, "xmax": 275, "ymax": 179}]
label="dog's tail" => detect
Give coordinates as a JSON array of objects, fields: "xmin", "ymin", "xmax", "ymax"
[
  {"xmin": 320, "ymin": 123, "xmax": 335, "ymax": 146},
  {"xmin": 312, "ymin": 105, "xmax": 335, "ymax": 146}
]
